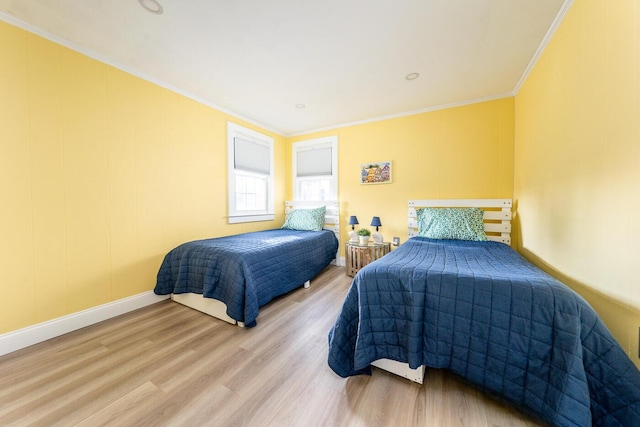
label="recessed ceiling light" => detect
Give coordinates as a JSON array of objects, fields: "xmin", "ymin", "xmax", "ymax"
[
  {"xmin": 405, "ymin": 72, "xmax": 420, "ymax": 81},
  {"xmin": 295, "ymin": 104, "xmax": 306, "ymax": 109},
  {"xmin": 139, "ymin": 0, "xmax": 163, "ymax": 14}
]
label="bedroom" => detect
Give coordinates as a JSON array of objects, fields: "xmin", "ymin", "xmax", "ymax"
[{"xmin": 1, "ymin": 0, "xmax": 639, "ymax": 425}]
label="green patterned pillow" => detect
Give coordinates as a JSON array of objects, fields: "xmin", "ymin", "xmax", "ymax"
[
  {"xmin": 416, "ymin": 207, "xmax": 488, "ymax": 241},
  {"xmin": 282, "ymin": 206, "xmax": 326, "ymax": 231}
]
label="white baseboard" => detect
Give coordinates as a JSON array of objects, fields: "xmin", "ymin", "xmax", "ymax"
[{"xmin": 0, "ymin": 291, "xmax": 169, "ymax": 357}]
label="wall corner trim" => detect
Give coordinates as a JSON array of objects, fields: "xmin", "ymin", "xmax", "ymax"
[
  {"xmin": 0, "ymin": 291, "xmax": 170, "ymax": 357},
  {"xmin": 512, "ymin": 0, "xmax": 575, "ymax": 95}
]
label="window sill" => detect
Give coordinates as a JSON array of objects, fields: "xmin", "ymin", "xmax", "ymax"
[{"xmin": 228, "ymin": 214, "xmax": 275, "ymax": 224}]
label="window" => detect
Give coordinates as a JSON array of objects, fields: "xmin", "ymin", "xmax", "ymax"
[
  {"xmin": 227, "ymin": 122, "xmax": 274, "ymax": 223},
  {"xmin": 292, "ymin": 136, "xmax": 338, "ymax": 201}
]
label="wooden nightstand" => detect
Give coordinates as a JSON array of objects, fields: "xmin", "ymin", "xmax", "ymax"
[{"xmin": 345, "ymin": 241, "xmax": 391, "ymax": 277}]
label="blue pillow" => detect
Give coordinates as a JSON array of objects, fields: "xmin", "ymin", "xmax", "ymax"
[
  {"xmin": 417, "ymin": 207, "xmax": 488, "ymax": 241},
  {"xmin": 282, "ymin": 206, "xmax": 326, "ymax": 231}
]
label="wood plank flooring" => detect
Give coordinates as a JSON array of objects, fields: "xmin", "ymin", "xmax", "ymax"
[{"xmin": 0, "ymin": 266, "xmax": 545, "ymax": 426}]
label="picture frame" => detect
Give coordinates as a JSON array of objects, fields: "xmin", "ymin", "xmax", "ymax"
[{"xmin": 360, "ymin": 161, "xmax": 392, "ymax": 184}]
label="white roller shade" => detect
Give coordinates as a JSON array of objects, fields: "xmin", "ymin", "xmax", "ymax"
[
  {"xmin": 234, "ymin": 137, "xmax": 270, "ymax": 175},
  {"xmin": 297, "ymin": 147, "xmax": 332, "ymax": 177}
]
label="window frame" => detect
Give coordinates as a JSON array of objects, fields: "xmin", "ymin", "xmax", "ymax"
[
  {"xmin": 227, "ymin": 122, "xmax": 274, "ymax": 224},
  {"xmin": 292, "ymin": 136, "xmax": 338, "ymax": 202}
]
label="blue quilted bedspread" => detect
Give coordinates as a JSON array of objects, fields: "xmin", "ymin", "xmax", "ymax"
[
  {"xmin": 328, "ymin": 237, "xmax": 640, "ymax": 426},
  {"xmin": 155, "ymin": 229, "xmax": 338, "ymax": 327}
]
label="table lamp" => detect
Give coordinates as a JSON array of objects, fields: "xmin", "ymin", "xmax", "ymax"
[
  {"xmin": 370, "ymin": 216, "xmax": 383, "ymax": 244},
  {"xmin": 348, "ymin": 216, "xmax": 359, "ymax": 242}
]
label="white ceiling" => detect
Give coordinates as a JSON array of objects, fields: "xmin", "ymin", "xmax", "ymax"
[{"xmin": 0, "ymin": 0, "xmax": 570, "ymax": 136}]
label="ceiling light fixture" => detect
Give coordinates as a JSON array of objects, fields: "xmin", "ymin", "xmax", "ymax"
[
  {"xmin": 405, "ymin": 72, "xmax": 420, "ymax": 81},
  {"xmin": 295, "ymin": 104, "xmax": 306, "ymax": 109},
  {"xmin": 139, "ymin": 0, "xmax": 163, "ymax": 15}
]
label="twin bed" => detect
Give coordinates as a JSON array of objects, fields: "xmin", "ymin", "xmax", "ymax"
[
  {"xmin": 327, "ymin": 199, "xmax": 640, "ymax": 427},
  {"xmin": 154, "ymin": 201, "xmax": 339, "ymax": 327}
]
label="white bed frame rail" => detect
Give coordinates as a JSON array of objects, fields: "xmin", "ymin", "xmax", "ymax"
[{"xmin": 372, "ymin": 199, "xmax": 513, "ymax": 383}]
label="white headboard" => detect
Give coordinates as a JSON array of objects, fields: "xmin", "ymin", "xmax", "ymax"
[
  {"xmin": 408, "ymin": 199, "xmax": 512, "ymax": 245},
  {"xmin": 285, "ymin": 200, "xmax": 340, "ymax": 262}
]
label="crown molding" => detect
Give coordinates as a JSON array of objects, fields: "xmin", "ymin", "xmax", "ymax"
[
  {"xmin": 287, "ymin": 93, "xmax": 514, "ymax": 137},
  {"xmin": 0, "ymin": 12, "xmax": 284, "ymax": 136},
  {"xmin": 513, "ymin": 0, "xmax": 575, "ymax": 95}
]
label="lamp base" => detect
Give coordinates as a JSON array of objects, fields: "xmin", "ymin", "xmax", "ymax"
[
  {"xmin": 349, "ymin": 230, "xmax": 359, "ymax": 243},
  {"xmin": 372, "ymin": 232, "xmax": 384, "ymax": 244}
]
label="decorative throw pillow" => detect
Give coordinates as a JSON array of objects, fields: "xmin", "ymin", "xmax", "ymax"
[
  {"xmin": 416, "ymin": 207, "xmax": 488, "ymax": 241},
  {"xmin": 282, "ymin": 206, "xmax": 326, "ymax": 231}
]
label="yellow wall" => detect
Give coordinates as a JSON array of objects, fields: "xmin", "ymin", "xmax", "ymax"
[
  {"xmin": 5, "ymin": 0, "xmax": 637, "ymax": 369},
  {"xmin": 515, "ymin": 0, "xmax": 640, "ymax": 364},
  {"xmin": 288, "ymin": 98, "xmax": 515, "ymax": 252},
  {"xmin": 0, "ymin": 21, "xmax": 286, "ymax": 334}
]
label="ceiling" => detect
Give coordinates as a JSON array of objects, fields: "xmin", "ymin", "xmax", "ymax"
[{"xmin": 0, "ymin": 0, "xmax": 570, "ymax": 136}]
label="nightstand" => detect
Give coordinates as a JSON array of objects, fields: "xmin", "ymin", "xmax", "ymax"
[{"xmin": 345, "ymin": 241, "xmax": 391, "ymax": 277}]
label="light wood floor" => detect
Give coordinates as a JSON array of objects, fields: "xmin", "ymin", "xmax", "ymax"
[{"xmin": 0, "ymin": 265, "xmax": 545, "ymax": 427}]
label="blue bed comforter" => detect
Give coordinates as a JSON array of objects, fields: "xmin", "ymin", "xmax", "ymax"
[
  {"xmin": 155, "ymin": 229, "xmax": 338, "ymax": 327},
  {"xmin": 328, "ymin": 237, "xmax": 640, "ymax": 426}
]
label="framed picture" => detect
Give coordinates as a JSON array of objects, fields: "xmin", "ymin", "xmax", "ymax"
[{"xmin": 360, "ymin": 161, "xmax": 392, "ymax": 184}]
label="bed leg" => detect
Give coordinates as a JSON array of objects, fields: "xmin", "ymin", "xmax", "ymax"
[
  {"xmin": 304, "ymin": 280, "xmax": 310, "ymax": 289},
  {"xmin": 237, "ymin": 321, "xmax": 245, "ymax": 328}
]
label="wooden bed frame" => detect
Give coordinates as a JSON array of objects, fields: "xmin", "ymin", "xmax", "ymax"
[
  {"xmin": 172, "ymin": 200, "xmax": 340, "ymax": 326},
  {"xmin": 371, "ymin": 198, "xmax": 512, "ymax": 383}
]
